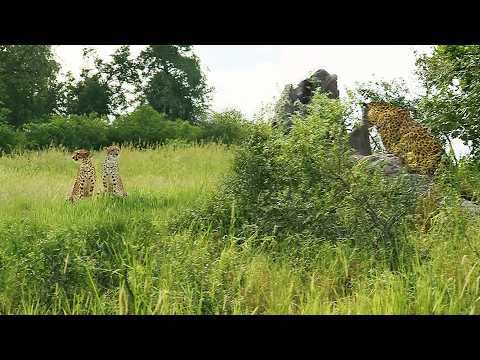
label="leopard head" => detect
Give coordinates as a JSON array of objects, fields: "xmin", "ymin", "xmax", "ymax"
[
  {"xmin": 72, "ymin": 149, "xmax": 91, "ymax": 161},
  {"xmin": 364, "ymin": 101, "xmax": 401, "ymax": 128},
  {"xmin": 105, "ymin": 145, "xmax": 120, "ymax": 157}
]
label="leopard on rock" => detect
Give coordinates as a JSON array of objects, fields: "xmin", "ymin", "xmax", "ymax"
[{"xmin": 364, "ymin": 102, "xmax": 444, "ymax": 175}]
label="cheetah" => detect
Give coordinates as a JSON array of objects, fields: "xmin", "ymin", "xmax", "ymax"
[
  {"xmin": 364, "ymin": 102, "xmax": 444, "ymax": 175},
  {"xmin": 68, "ymin": 149, "xmax": 96, "ymax": 202},
  {"xmin": 102, "ymin": 145, "xmax": 127, "ymax": 197}
]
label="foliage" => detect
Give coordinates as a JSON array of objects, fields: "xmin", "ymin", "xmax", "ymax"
[
  {"xmin": 22, "ymin": 114, "xmax": 110, "ymax": 150},
  {"xmin": 0, "ymin": 45, "xmax": 62, "ymax": 127},
  {"xmin": 136, "ymin": 45, "xmax": 211, "ymax": 123},
  {"xmin": 415, "ymin": 45, "xmax": 480, "ymax": 157},
  {"xmin": 109, "ymin": 105, "xmax": 202, "ymax": 147},
  {"xmin": 199, "ymin": 110, "xmax": 253, "ymax": 145},
  {"xmin": 1, "ymin": 106, "xmax": 253, "ymax": 153},
  {"xmin": 348, "ymin": 78, "xmax": 417, "ymax": 110},
  {"xmin": 173, "ymin": 93, "xmax": 422, "ymax": 267},
  {"xmin": 63, "ymin": 74, "xmax": 112, "ymax": 117},
  {"xmin": 0, "ymin": 123, "xmax": 21, "ymax": 154}
]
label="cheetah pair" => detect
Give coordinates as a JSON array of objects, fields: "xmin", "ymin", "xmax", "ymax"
[{"xmin": 68, "ymin": 145, "xmax": 127, "ymax": 203}]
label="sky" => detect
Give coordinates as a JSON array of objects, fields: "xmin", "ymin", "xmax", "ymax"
[{"xmin": 53, "ymin": 45, "xmax": 470, "ymax": 157}]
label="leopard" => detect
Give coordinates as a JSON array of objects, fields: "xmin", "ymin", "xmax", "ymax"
[
  {"xmin": 68, "ymin": 149, "xmax": 96, "ymax": 202},
  {"xmin": 364, "ymin": 102, "xmax": 444, "ymax": 175},
  {"xmin": 102, "ymin": 145, "xmax": 127, "ymax": 197}
]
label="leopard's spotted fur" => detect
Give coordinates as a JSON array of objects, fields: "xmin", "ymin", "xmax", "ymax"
[
  {"xmin": 68, "ymin": 149, "xmax": 96, "ymax": 202},
  {"xmin": 365, "ymin": 102, "xmax": 444, "ymax": 175},
  {"xmin": 102, "ymin": 145, "xmax": 127, "ymax": 197}
]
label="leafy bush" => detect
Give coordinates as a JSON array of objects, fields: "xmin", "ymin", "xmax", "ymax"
[
  {"xmin": 416, "ymin": 45, "xmax": 480, "ymax": 158},
  {"xmin": 347, "ymin": 78, "xmax": 418, "ymax": 116},
  {"xmin": 173, "ymin": 92, "xmax": 422, "ymax": 266},
  {"xmin": 22, "ymin": 113, "xmax": 110, "ymax": 150},
  {"xmin": 109, "ymin": 105, "xmax": 202, "ymax": 147},
  {"xmin": 1, "ymin": 105, "xmax": 254, "ymax": 154},
  {"xmin": 199, "ymin": 110, "xmax": 253, "ymax": 145},
  {"xmin": 0, "ymin": 123, "xmax": 21, "ymax": 154}
]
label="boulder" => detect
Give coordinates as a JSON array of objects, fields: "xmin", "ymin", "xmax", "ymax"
[
  {"xmin": 352, "ymin": 152, "xmax": 433, "ymax": 195},
  {"xmin": 460, "ymin": 199, "xmax": 480, "ymax": 217},
  {"xmin": 273, "ymin": 69, "xmax": 339, "ymax": 132}
]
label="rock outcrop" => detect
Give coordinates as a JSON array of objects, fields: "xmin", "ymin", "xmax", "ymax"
[
  {"xmin": 273, "ymin": 69, "xmax": 371, "ymax": 155},
  {"xmin": 273, "ymin": 69, "xmax": 339, "ymax": 133},
  {"xmin": 349, "ymin": 104, "xmax": 372, "ymax": 156},
  {"xmin": 272, "ymin": 69, "xmax": 479, "ymax": 217}
]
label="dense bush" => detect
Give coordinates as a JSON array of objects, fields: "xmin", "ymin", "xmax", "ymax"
[
  {"xmin": 0, "ymin": 123, "xmax": 22, "ymax": 154},
  {"xmin": 416, "ymin": 45, "xmax": 480, "ymax": 158},
  {"xmin": 1, "ymin": 106, "xmax": 249, "ymax": 154},
  {"xmin": 199, "ymin": 110, "xmax": 253, "ymax": 145},
  {"xmin": 173, "ymin": 92, "xmax": 423, "ymax": 266},
  {"xmin": 109, "ymin": 105, "xmax": 202, "ymax": 147},
  {"xmin": 22, "ymin": 114, "xmax": 110, "ymax": 150}
]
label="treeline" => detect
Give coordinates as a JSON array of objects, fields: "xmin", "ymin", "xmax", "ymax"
[
  {"xmin": 0, "ymin": 45, "xmax": 210, "ymax": 127},
  {"xmin": 0, "ymin": 106, "xmax": 253, "ymax": 153},
  {"xmin": 0, "ymin": 44, "xmax": 254, "ymax": 153}
]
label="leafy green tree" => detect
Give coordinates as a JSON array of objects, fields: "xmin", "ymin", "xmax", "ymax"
[
  {"xmin": 0, "ymin": 45, "xmax": 61, "ymax": 127},
  {"xmin": 64, "ymin": 72, "xmax": 112, "ymax": 116},
  {"xmin": 136, "ymin": 45, "xmax": 211, "ymax": 123},
  {"xmin": 64, "ymin": 46, "xmax": 139, "ymax": 117},
  {"xmin": 416, "ymin": 45, "xmax": 480, "ymax": 157}
]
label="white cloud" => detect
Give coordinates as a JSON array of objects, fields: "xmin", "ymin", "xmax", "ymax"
[{"xmin": 194, "ymin": 45, "xmax": 435, "ymax": 118}]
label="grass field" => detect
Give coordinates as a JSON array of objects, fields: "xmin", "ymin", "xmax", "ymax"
[{"xmin": 1, "ymin": 144, "xmax": 480, "ymax": 314}]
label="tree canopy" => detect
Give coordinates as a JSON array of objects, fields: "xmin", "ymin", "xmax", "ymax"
[
  {"xmin": 416, "ymin": 45, "xmax": 480, "ymax": 158},
  {"xmin": 0, "ymin": 45, "xmax": 61, "ymax": 127},
  {"xmin": 136, "ymin": 45, "xmax": 211, "ymax": 123}
]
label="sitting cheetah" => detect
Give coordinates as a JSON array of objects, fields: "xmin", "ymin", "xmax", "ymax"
[
  {"xmin": 68, "ymin": 149, "xmax": 96, "ymax": 202},
  {"xmin": 364, "ymin": 102, "xmax": 444, "ymax": 175},
  {"xmin": 102, "ymin": 145, "xmax": 127, "ymax": 197}
]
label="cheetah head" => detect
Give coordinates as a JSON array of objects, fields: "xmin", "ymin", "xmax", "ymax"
[
  {"xmin": 105, "ymin": 145, "xmax": 120, "ymax": 157},
  {"xmin": 72, "ymin": 149, "xmax": 91, "ymax": 161}
]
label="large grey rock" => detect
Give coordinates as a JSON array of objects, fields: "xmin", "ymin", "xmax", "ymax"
[
  {"xmin": 460, "ymin": 200, "xmax": 480, "ymax": 217},
  {"xmin": 273, "ymin": 69, "xmax": 339, "ymax": 133},
  {"xmin": 273, "ymin": 69, "xmax": 372, "ymax": 156},
  {"xmin": 352, "ymin": 152, "xmax": 433, "ymax": 196},
  {"xmin": 349, "ymin": 106, "xmax": 372, "ymax": 156},
  {"xmin": 353, "ymin": 153, "xmax": 405, "ymax": 177}
]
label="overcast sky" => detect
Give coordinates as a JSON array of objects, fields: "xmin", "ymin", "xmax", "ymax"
[{"xmin": 53, "ymin": 45, "xmax": 470, "ymax": 157}]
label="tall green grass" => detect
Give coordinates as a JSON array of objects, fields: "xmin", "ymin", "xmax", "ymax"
[{"xmin": 1, "ymin": 144, "xmax": 480, "ymax": 314}]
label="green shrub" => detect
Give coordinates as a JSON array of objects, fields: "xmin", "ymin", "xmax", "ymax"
[
  {"xmin": 109, "ymin": 105, "xmax": 202, "ymax": 147},
  {"xmin": 22, "ymin": 113, "xmax": 110, "ymax": 150},
  {"xmin": 199, "ymin": 110, "xmax": 253, "ymax": 145},
  {"xmin": 173, "ymin": 92, "xmax": 422, "ymax": 266},
  {"xmin": 0, "ymin": 123, "xmax": 21, "ymax": 154},
  {"xmin": 2, "ymin": 105, "xmax": 255, "ymax": 153}
]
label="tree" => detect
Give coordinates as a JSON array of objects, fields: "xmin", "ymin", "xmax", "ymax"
[
  {"xmin": 64, "ymin": 72, "xmax": 112, "ymax": 116},
  {"xmin": 0, "ymin": 45, "xmax": 61, "ymax": 127},
  {"xmin": 64, "ymin": 46, "xmax": 139, "ymax": 117},
  {"xmin": 416, "ymin": 45, "xmax": 480, "ymax": 158},
  {"xmin": 136, "ymin": 45, "xmax": 211, "ymax": 123}
]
